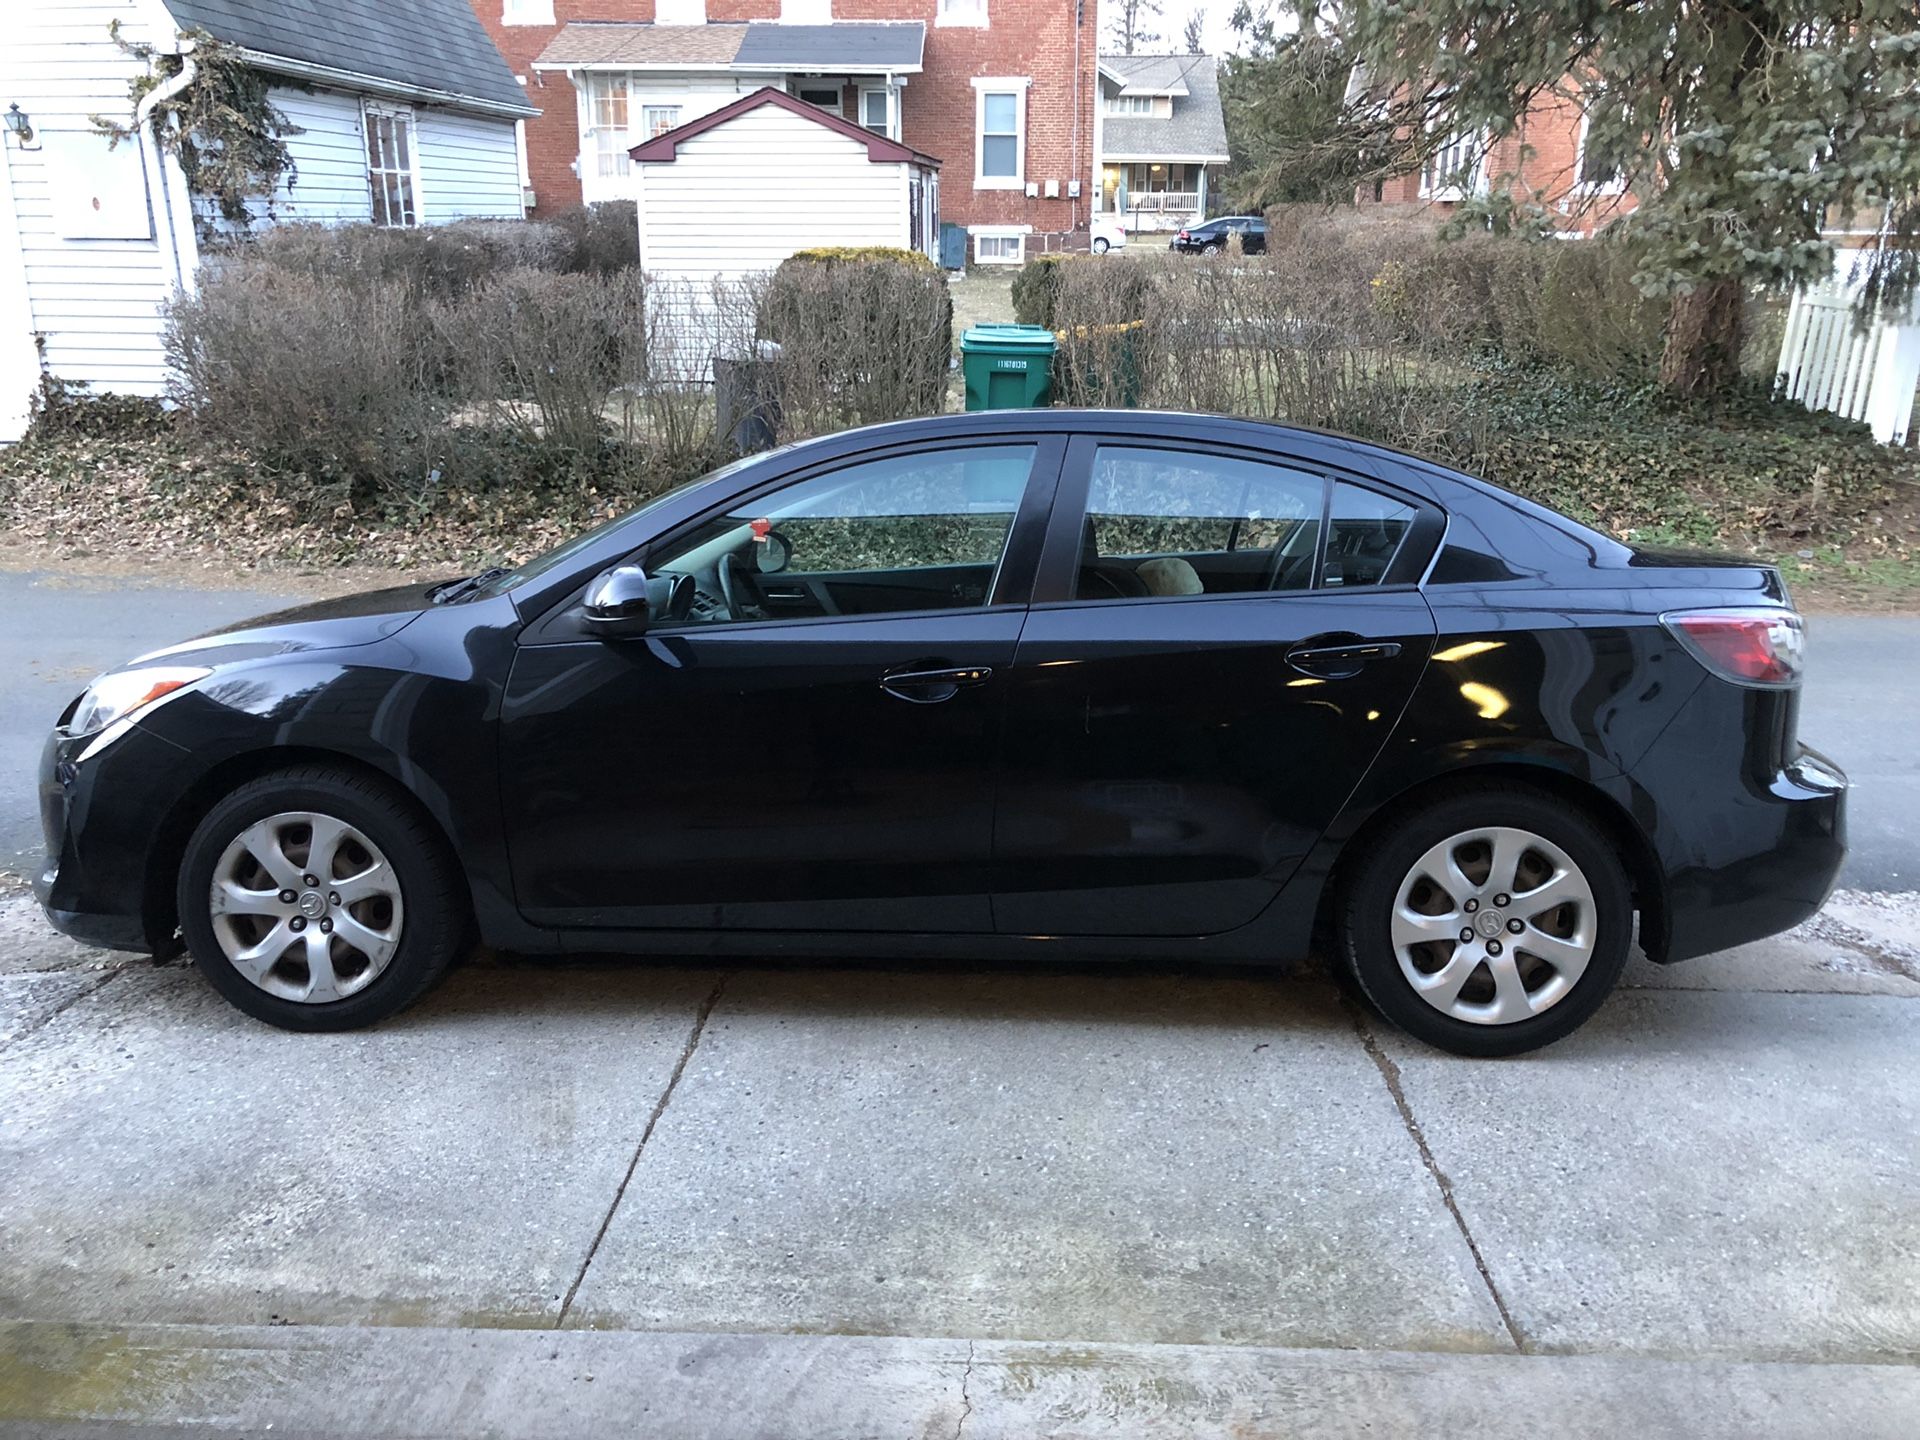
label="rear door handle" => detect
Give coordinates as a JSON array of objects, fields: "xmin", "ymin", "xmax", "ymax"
[
  {"xmin": 1286, "ymin": 641, "xmax": 1401, "ymax": 677},
  {"xmin": 879, "ymin": 666, "xmax": 994, "ymax": 704}
]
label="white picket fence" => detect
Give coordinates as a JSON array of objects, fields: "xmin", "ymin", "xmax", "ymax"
[{"xmin": 1775, "ymin": 263, "xmax": 1920, "ymax": 445}]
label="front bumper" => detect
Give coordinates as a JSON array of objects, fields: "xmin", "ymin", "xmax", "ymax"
[{"xmin": 36, "ymin": 720, "xmax": 194, "ymax": 957}]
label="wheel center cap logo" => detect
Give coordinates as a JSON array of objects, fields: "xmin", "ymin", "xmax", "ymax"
[
  {"xmin": 1475, "ymin": 910, "xmax": 1504, "ymax": 939},
  {"xmin": 298, "ymin": 891, "xmax": 327, "ymax": 919}
]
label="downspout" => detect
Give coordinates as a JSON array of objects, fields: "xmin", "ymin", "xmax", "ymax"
[
  {"xmin": 136, "ymin": 41, "xmax": 198, "ymax": 295},
  {"xmin": 1070, "ymin": 0, "xmax": 1083, "ymax": 242}
]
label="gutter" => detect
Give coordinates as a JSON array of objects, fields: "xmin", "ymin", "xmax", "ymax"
[
  {"xmin": 234, "ymin": 49, "xmax": 539, "ymax": 119},
  {"xmin": 532, "ymin": 61, "xmax": 922, "ymax": 77},
  {"xmin": 135, "ymin": 41, "xmax": 198, "ymax": 295}
]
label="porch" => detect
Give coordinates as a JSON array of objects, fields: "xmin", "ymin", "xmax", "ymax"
[{"xmin": 1100, "ymin": 161, "xmax": 1210, "ymax": 232}]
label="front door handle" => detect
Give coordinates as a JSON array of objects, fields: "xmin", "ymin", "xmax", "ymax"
[
  {"xmin": 879, "ymin": 666, "xmax": 994, "ymax": 704},
  {"xmin": 1286, "ymin": 641, "xmax": 1401, "ymax": 678}
]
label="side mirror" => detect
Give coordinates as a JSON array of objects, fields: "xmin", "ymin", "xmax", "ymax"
[{"xmin": 584, "ymin": 564, "xmax": 653, "ymax": 637}]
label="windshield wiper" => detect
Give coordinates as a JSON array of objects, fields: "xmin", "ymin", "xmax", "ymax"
[{"xmin": 430, "ymin": 566, "xmax": 509, "ymax": 604}]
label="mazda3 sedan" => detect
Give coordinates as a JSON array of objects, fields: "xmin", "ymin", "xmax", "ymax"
[{"xmin": 37, "ymin": 411, "xmax": 1846, "ymax": 1055}]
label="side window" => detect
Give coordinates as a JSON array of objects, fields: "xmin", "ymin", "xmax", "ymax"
[
  {"xmin": 1324, "ymin": 481, "xmax": 1418, "ymax": 588},
  {"xmin": 1074, "ymin": 446, "xmax": 1325, "ymax": 601},
  {"xmin": 652, "ymin": 445, "xmax": 1036, "ymax": 625}
]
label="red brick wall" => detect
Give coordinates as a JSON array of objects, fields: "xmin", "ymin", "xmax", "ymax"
[
  {"xmin": 467, "ymin": 0, "xmax": 1096, "ymax": 245},
  {"xmin": 1369, "ymin": 89, "xmax": 1639, "ymax": 236}
]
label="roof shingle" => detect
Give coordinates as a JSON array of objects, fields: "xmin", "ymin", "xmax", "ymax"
[
  {"xmin": 1099, "ymin": 53, "xmax": 1230, "ymax": 162},
  {"xmin": 163, "ymin": 0, "xmax": 532, "ymax": 114}
]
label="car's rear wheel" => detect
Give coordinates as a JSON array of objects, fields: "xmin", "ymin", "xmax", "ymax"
[
  {"xmin": 1337, "ymin": 787, "xmax": 1631, "ymax": 1057},
  {"xmin": 177, "ymin": 765, "xmax": 467, "ymax": 1031},
  {"xmin": 1202, "ymin": 242, "xmax": 1224, "ymax": 256},
  {"xmin": 1093, "ymin": 236, "xmax": 1111, "ymax": 254}
]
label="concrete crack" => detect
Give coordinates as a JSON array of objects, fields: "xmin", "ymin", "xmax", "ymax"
[
  {"xmin": 556, "ymin": 972, "xmax": 728, "ymax": 1328},
  {"xmin": 1343, "ymin": 995, "xmax": 1530, "ymax": 1355},
  {"xmin": 952, "ymin": 1340, "xmax": 975, "ymax": 1440},
  {"xmin": 0, "ymin": 968, "xmax": 124, "ymax": 1055}
]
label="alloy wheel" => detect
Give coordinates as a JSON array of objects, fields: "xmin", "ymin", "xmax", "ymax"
[
  {"xmin": 208, "ymin": 810, "xmax": 405, "ymax": 1003},
  {"xmin": 1389, "ymin": 825, "xmax": 1597, "ymax": 1026}
]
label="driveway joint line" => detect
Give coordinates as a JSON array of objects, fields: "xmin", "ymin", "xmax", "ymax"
[
  {"xmin": 1343, "ymin": 994, "xmax": 1530, "ymax": 1355},
  {"xmin": 555, "ymin": 973, "xmax": 728, "ymax": 1328},
  {"xmin": 0, "ymin": 967, "xmax": 124, "ymax": 1054}
]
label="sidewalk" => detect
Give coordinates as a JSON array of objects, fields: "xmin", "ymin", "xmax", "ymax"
[{"xmin": 2, "ymin": 887, "xmax": 1916, "ymax": 1434}]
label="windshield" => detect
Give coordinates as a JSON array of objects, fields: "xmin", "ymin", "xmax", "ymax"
[{"xmin": 467, "ymin": 448, "xmax": 789, "ymax": 600}]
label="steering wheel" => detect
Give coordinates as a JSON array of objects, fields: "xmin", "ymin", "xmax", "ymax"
[{"xmin": 715, "ymin": 549, "xmax": 763, "ymax": 622}]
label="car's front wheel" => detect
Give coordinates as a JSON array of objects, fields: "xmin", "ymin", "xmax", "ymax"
[
  {"xmin": 177, "ymin": 765, "xmax": 468, "ymax": 1031},
  {"xmin": 1093, "ymin": 236, "xmax": 1111, "ymax": 254},
  {"xmin": 1337, "ymin": 787, "xmax": 1632, "ymax": 1057}
]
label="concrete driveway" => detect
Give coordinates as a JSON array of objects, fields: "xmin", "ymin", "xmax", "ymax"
[{"xmin": 1, "ymin": 571, "xmax": 1916, "ymax": 1437}]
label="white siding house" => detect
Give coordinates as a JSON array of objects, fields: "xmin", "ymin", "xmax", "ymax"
[
  {"xmin": 0, "ymin": 0, "xmax": 537, "ymax": 441},
  {"xmin": 632, "ymin": 89, "xmax": 940, "ymax": 285}
]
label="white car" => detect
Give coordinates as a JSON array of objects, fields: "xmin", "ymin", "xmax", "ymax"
[{"xmin": 1090, "ymin": 215, "xmax": 1129, "ymax": 255}]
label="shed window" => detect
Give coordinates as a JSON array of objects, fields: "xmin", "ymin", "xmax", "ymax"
[
  {"xmin": 363, "ymin": 104, "xmax": 419, "ymax": 227},
  {"xmin": 587, "ymin": 75, "xmax": 631, "ymax": 178}
]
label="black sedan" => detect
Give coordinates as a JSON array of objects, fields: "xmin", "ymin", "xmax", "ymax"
[
  {"xmin": 36, "ymin": 411, "xmax": 1846, "ymax": 1056},
  {"xmin": 1169, "ymin": 216, "xmax": 1267, "ymax": 255}
]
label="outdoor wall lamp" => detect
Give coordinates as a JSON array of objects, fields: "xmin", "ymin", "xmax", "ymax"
[{"xmin": 4, "ymin": 104, "xmax": 32, "ymax": 145}]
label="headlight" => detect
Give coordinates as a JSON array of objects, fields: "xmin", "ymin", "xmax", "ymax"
[{"xmin": 69, "ymin": 666, "xmax": 211, "ymax": 736}]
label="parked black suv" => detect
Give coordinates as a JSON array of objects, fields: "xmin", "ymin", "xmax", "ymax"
[{"xmin": 1169, "ymin": 216, "xmax": 1267, "ymax": 255}]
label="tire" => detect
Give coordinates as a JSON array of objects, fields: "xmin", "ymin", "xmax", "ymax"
[
  {"xmin": 1093, "ymin": 237, "xmax": 1111, "ymax": 255},
  {"xmin": 177, "ymin": 765, "xmax": 469, "ymax": 1031},
  {"xmin": 1336, "ymin": 786, "xmax": 1632, "ymax": 1057},
  {"xmin": 1202, "ymin": 242, "xmax": 1224, "ymax": 256}
]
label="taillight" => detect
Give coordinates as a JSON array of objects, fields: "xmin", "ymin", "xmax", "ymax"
[
  {"xmin": 1177, "ymin": 229, "xmax": 1189, "ymax": 239},
  {"xmin": 1661, "ymin": 608, "xmax": 1804, "ymax": 688}
]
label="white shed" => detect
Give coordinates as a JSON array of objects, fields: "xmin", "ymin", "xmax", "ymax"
[
  {"xmin": 0, "ymin": 0, "xmax": 537, "ymax": 441},
  {"xmin": 630, "ymin": 86, "xmax": 941, "ymax": 286}
]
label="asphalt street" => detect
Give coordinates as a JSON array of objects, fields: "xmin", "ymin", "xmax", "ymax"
[{"xmin": 1, "ymin": 568, "xmax": 1915, "ymax": 1438}]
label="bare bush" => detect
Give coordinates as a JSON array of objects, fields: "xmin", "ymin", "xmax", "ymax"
[
  {"xmin": 439, "ymin": 269, "xmax": 647, "ymax": 452},
  {"xmin": 544, "ymin": 201, "xmax": 642, "ymax": 276},
  {"xmin": 165, "ymin": 266, "xmax": 438, "ymax": 500},
  {"xmin": 757, "ymin": 252, "xmax": 952, "ymax": 436}
]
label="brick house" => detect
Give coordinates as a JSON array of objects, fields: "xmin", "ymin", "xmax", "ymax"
[
  {"xmin": 470, "ymin": 0, "xmax": 1097, "ymax": 264},
  {"xmin": 1369, "ymin": 89, "xmax": 1639, "ymax": 236}
]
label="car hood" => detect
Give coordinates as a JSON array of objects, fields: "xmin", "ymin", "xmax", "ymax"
[{"xmin": 123, "ymin": 580, "xmax": 452, "ymax": 670}]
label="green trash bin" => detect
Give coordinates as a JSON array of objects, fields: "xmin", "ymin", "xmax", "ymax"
[{"xmin": 961, "ymin": 323, "xmax": 1056, "ymax": 411}]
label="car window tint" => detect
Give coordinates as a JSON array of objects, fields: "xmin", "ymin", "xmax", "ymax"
[
  {"xmin": 652, "ymin": 445, "xmax": 1035, "ymax": 624},
  {"xmin": 1323, "ymin": 481, "xmax": 1417, "ymax": 589},
  {"xmin": 1073, "ymin": 446, "xmax": 1325, "ymax": 601}
]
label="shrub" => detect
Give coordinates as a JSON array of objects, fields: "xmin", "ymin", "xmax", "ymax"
[
  {"xmin": 245, "ymin": 219, "xmax": 575, "ymax": 300},
  {"xmin": 545, "ymin": 200, "xmax": 642, "ymax": 276},
  {"xmin": 757, "ymin": 251, "xmax": 952, "ymax": 434},
  {"xmin": 165, "ymin": 265, "xmax": 438, "ymax": 501},
  {"xmin": 1011, "ymin": 253, "xmax": 1077, "ymax": 328}
]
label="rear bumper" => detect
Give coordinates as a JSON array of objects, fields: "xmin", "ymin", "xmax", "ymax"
[{"xmin": 1659, "ymin": 745, "xmax": 1848, "ymax": 963}]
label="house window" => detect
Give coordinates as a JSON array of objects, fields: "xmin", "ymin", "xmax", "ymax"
[
  {"xmin": 363, "ymin": 103, "xmax": 419, "ymax": 227},
  {"xmin": 642, "ymin": 105, "xmax": 681, "ymax": 140},
  {"xmin": 586, "ymin": 74, "xmax": 630, "ymax": 178},
  {"xmin": 781, "ymin": 0, "xmax": 831, "ymax": 20},
  {"xmin": 1105, "ymin": 94, "xmax": 1155, "ymax": 116},
  {"xmin": 972, "ymin": 228, "xmax": 1025, "ymax": 264},
  {"xmin": 501, "ymin": 0, "xmax": 554, "ymax": 23},
  {"xmin": 1575, "ymin": 109, "xmax": 1626, "ymax": 193},
  {"xmin": 1127, "ymin": 162, "xmax": 1199, "ymax": 193},
  {"xmin": 860, "ymin": 87, "xmax": 893, "ymax": 138},
  {"xmin": 1419, "ymin": 128, "xmax": 1484, "ymax": 200},
  {"xmin": 655, "ymin": 0, "xmax": 706, "ymax": 22},
  {"xmin": 973, "ymin": 78, "xmax": 1028, "ymax": 188},
  {"xmin": 937, "ymin": 0, "xmax": 988, "ymax": 28},
  {"xmin": 798, "ymin": 86, "xmax": 842, "ymax": 111}
]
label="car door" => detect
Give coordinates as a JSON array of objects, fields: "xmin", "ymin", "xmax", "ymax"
[
  {"xmin": 500, "ymin": 437, "xmax": 1062, "ymax": 933},
  {"xmin": 992, "ymin": 435, "xmax": 1440, "ymax": 937}
]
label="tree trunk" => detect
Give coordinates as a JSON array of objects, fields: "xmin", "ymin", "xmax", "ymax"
[{"xmin": 1658, "ymin": 279, "xmax": 1744, "ymax": 397}]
